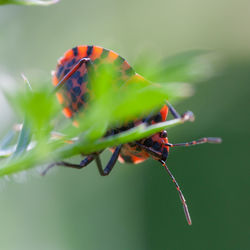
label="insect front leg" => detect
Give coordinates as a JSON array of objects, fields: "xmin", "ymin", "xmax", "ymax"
[{"xmin": 166, "ymin": 101, "xmax": 195, "ymax": 122}]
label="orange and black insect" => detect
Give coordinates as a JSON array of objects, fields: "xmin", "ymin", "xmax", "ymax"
[{"xmin": 43, "ymin": 45, "xmax": 221, "ymax": 225}]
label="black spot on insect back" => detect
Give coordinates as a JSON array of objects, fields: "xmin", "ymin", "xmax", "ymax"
[
  {"xmin": 77, "ymin": 76, "xmax": 83, "ymax": 85},
  {"xmin": 57, "ymin": 65, "xmax": 64, "ymax": 78},
  {"xmin": 125, "ymin": 67, "xmax": 135, "ymax": 76},
  {"xmin": 82, "ymin": 73, "xmax": 88, "ymax": 82},
  {"xmin": 64, "ymin": 69, "xmax": 70, "ymax": 76},
  {"xmin": 100, "ymin": 49, "xmax": 109, "ymax": 59},
  {"xmin": 66, "ymin": 79, "xmax": 73, "ymax": 91},
  {"xmin": 73, "ymin": 87, "xmax": 81, "ymax": 96},
  {"xmin": 72, "ymin": 71, "xmax": 81, "ymax": 79},
  {"xmin": 81, "ymin": 92, "xmax": 89, "ymax": 102},
  {"xmin": 72, "ymin": 47, "xmax": 78, "ymax": 57},
  {"xmin": 67, "ymin": 58, "xmax": 76, "ymax": 68},
  {"xmin": 114, "ymin": 56, "xmax": 125, "ymax": 66},
  {"xmin": 87, "ymin": 46, "xmax": 93, "ymax": 56}
]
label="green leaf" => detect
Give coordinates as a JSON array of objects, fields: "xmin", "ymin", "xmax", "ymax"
[
  {"xmin": 7, "ymin": 85, "xmax": 60, "ymax": 139},
  {"xmin": 55, "ymin": 116, "xmax": 186, "ymax": 159},
  {"xmin": 11, "ymin": 118, "xmax": 32, "ymax": 158},
  {"xmin": 0, "ymin": 130, "xmax": 15, "ymax": 150},
  {"xmin": 135, "ymin": 50, "xmax": 215, "ymax": 83},
  {"xmin": 0, "ymin": 0, "xmax": 59, "ymax": 6}
]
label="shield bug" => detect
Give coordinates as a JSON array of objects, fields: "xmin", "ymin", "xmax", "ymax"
[{"xmin": 44, "ymin": 45, "xmax": 221, "ymax": 225}]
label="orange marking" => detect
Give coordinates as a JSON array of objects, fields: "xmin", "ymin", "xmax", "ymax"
[
  {"xmin": 63, "ymin": 107, "xmax": 72, "ymax": 118},
  {"xmin": 122, "ymin": 61, "xmax": 131, "ymax": 71},
  {"xmin": 131, "ymin": 155, "xmax": 146, "ymax": 164},
  {"xmin": 160, "ymin": 105, "xmax": 168, "ymax": 121},
  {"xmin": 91, "ymin": 46, "xmax": 103, "ymax": 60},
  {"xmin": 108, "ymin": 50, "xmax": 119, "ymax": 62},
  {"xmin": 118, "ymin": 155, "xmax": 125, "ymax": 163},
  {"xmin": 52, "ymin": 74, "xmax": 58, "ymax": 86},
  {"xmin": 56, "ymin": 93, "xmax": 64, "ymax": 104},
  {"xmin": 78, "ymin": 45, "xmax": 88, "ymax": 57},
  {"xmin": 64, "ymin": 49, "xmax": 74, "ymax": 60}
]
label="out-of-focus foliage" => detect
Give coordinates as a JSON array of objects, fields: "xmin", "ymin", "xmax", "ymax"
[{"xmin": 135, "ymin": 50, "xmax": 215, "ymax": 83}]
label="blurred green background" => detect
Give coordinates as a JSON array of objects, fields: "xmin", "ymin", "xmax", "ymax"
[{"xmin": 0, "ymin": 0, "xmax": 249, "ymax": 250}]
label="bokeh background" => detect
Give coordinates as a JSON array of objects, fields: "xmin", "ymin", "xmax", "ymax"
[{"xmin": 0, "ymin": 0, "xmax": 249, "ymax": 250}]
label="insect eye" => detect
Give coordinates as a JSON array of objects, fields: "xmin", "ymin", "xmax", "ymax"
[{"xmin": 160, "ymin": 130, "xmax": 168, "ymax": 138}]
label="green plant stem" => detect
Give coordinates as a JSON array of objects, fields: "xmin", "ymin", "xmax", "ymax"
[
  {"xmin": 55, "ymin": 117, "xmax": 186, "ymax": 160},
  {"xmin": 0, "ymin": 117, "xmax": 188, "ymax": 177}
]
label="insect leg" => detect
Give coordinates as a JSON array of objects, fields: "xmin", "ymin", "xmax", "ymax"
[
  {"xmin": 95, "ymin": 154, "xmax": 104, "ymax": 176},
  {"xmin": 41, "ymin": 155, "xmax": 95, "ymax": 176},
  {"xmin": 166, "ymin": 101, "xmax": 195, "ymax": 122},
  {"xmin": 53, "ymin": 57, "xmax": 93, "ymax": 93},
  {"xmin": 95, "ymin": 145, "xmax": 122, "ymax": 176},
  {"xmin": 166, "ymin": 101, "xmax": 181, "ymax": 118}
]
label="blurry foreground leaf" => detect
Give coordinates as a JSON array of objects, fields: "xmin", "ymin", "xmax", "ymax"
[
  {"xmin": 7, "ymin": 85, "xmax": 60, "ymax": 139},
  {"xmin": 10, "ymin": 118, "xmax": 31, "ymax": 158},
  {"xmin": 0, "ymin": 0, "xmax": 59, "ymax": 6},
  {"xmin": 56, "ymin": 115, "xmax": 188, "ymax": 159},
  {"xmin": 68, "ymin": 64, "xmax": 191, "ymax": 141},
  {"xmin": 135, "ymin": 50, "xmax": 216, "ymax": 83},
  {"xmin": 0, "ymin": 131, "xmax": 16, "ymax": 159},
  {"xmin": 0, "ymin": 130, "xmax": 15, "ymax": 150}
]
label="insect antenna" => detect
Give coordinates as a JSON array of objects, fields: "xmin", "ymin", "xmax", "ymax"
[
  {"xmin": 159, "ymin": 160, "xmax": 192, "ymax": 225},
  {"xmin": 165, "ymin": 137, "xmax": 222, "ymax": 147}
]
